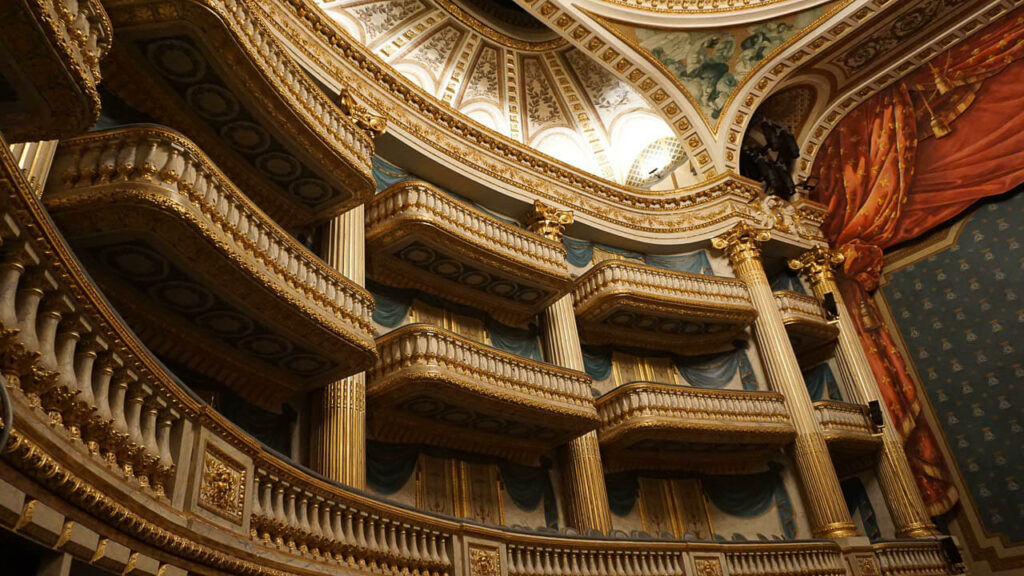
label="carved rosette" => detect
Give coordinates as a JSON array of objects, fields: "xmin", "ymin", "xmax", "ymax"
[
  {"xmin": 469, "ymin": 547, "xmax": 501, "ymax": 576},
  {"xmin": 198, "ymin": 446, "xmax": 247, "ymax": 524}
]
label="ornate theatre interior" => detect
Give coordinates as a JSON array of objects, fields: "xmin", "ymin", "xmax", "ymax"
[{"xmin": 0, "ymin": 0, "xmax": 1022, "ymax": 575}]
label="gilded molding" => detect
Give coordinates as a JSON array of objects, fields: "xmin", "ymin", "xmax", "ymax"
[{"xmin": 0, "ymin": 0, "xmax": 111, "ymax": 142}]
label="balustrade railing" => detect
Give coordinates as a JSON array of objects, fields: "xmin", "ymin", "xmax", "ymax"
[
  {"xmin": 575, "ymin": 260, "xmax": 752, "ymax": 311},
  {"xmin": 813, "ymin": 401, "xmax": 875, "ymax": 437},
  {"xmin": 723, "ymin": 543, "xmax": 847, "ymax": 576},
  {"xmin": 874, "ymin": 541, "xmax": 953, "ymax": 576}
]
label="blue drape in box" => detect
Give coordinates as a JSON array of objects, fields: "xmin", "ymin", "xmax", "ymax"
[
  {"xmin": 581, "ymin": 346, "xmax": 613, "ymax": 381},
  {"xmin": 644, "ymin": 251, "xmax": 713, "ymax": 276},
  {"xmin": 366, "ymin": 441, "xmax": 558, "ymax": 527},
  {"xmin": 605, "ymin": 472, "xmax": 640, "ymax": 517},
  {"xmin": 367, "ymin": 282, "xmax": 542, "ymax": 360},
  {"xmin": 841, "ymin": 478, "xmax": 881, "ymax": 540},
  {"xmin": 705, "ymin": 464, "xmax": 796, "ymax": 539},
  {"xmin": 372, "ymin": 156, "xmax": 414, "ymax": 193},
  {"xmin": 803, "ymin": 362, "xmax": 843, "ymax": 401},
  {"xmin": 770, "ymin": 269, "xmax": 809, "ymax": 295},
  {"xmin": 675, "ymin": 347, "xmax": 759, "ymax": 391}
]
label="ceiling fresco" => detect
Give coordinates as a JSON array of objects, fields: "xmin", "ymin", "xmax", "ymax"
[{"xmin": 320, "ymin": 0, "xmax": 691, "ymax": 186}]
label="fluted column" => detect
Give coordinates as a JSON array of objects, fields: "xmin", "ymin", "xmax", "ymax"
[
  {"xmin": 527, "ymin": 201, "xmax": 612, "ymax": 534},
  {"xmin": 310, "ymin": 206, "xmax": 366, "ymax": 488},
  {"xmin": 791, "ymin": 246, "xmax": 938, "ymax": 537},
  {"xmin": 712, "ymin": 223, "xmax": 856, "ymax": 539},
  {"xmin": 9, "ymin": 140, "xmax": 58, "ymax": 196}
]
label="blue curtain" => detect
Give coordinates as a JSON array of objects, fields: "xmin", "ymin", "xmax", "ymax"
[
  {"xmin": 605, "ymin": 472, "xmax": 639, "ymax": 517},
  {"xmin": 644, "ymin": 251, "xmax": 713, "ymax": 276},
  {"xmin": 499, "ymin": 461, "xmax": 558, "ymax": 528},
  {"xmin": 842, "ymin": 478, "xmax": 881, "ymax": 540},
  {"xmin": 369, "ymin": 284, "xmax": 412, "ymax": 328},
  {"xmin": 372, "ymin": 156, "xmax": 414, "ymax": 193},
  {"xmin": 562, "ymin": 236, "xmax": 595, "ymax": 268},
  {"xmin": 486, "ymin": 320, "xmax": 542, "ymax": 361},
  {"xmin": 705, "ymin": 464, "xmax": 795, "ymax": 539},
  {"xmin": 803, "ymin": 363, "xmax": 843, "ymax": 401},
  {"xmin": 366, "ymin": 440, "xmax": 420, "ymax": 495},
  {"xmin": 770, "ymin": 269, "xmax": 808, "ymax": 295},
  {"xmin": 676, "ymin": 347, "xmax": 758, "ymax": 391},
  {"xmin": 581, "ymin": 346, "xmax": 613, "ymax": 381}
]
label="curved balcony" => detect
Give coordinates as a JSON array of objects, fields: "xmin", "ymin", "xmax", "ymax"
[
  {"xmin": 775, "ymin": 290, "xmax": 838, "ymax": 358},
  {"xmin": 0, "ymin": 0, "xmax": 111, "ymax": 141},
  {"xmin": 573, "ymin": 260, "xmax": 757, "ymax": 355},
  {"xmin": 0, "ymin": 137, "xmax": 966, "ymax": 576},
  {"xmin": 366, "ymin": 181, "xmax": 573, "ymax": 325},
  {"xmin": 367, "ymin": 323, "xmax": 597, "ymax": 461},
  {"xmin": 101, "ymin": 0, "xmax": 375, "ymax": 228},
  {"xmin": 44, "ymin": 126, "xmax": 376, "ymax": 407},
  {"xmin": 814, "ymin": 400, "xmax": 881, "ymax": 459},
  {"xmin": 596, "ymin": 382, "xmax": 795, "ymax": 472}
]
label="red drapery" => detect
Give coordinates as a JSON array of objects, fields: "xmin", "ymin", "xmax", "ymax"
[{"xmin": 811, "ymin": 9, "xmax": 1024, "ymax": 516}]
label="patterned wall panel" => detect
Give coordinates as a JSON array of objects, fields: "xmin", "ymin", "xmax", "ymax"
[{"xmin": 883, "ymin": 192, "xmax": 1024, "ymax": 543}]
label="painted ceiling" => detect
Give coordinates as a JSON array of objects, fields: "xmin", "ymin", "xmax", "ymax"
[{"xmin": 317, "ymin": 0, "xmax": 1021, "ymax": 186}]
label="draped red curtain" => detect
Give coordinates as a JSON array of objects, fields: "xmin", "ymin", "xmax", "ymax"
[{"xmin": 810, "ymin": 9, "xmax": 1024, "ymax": 516}]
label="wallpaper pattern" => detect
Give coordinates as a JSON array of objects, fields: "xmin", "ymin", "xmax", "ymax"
[{"xmin": 883, "ymin": 192, "xmax": 1024, "ymax": 543}]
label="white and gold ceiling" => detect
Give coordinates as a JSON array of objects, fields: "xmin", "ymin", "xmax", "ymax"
[{"xmin": 317, "ymin": 0, "xmax": 1018, "ymax": 190}]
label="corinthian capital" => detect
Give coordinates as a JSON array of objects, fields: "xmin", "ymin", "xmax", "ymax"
[
  {"xmin": 789, "ymin": 245, "xmax": 845, "ymax": 288},
  {"xmin": 525, "ymin": 200, "xmax": 573, "ymax": 242},
  {"xmin": 711, "ymin": 222, "xmax": 771, "ymax": 265}
]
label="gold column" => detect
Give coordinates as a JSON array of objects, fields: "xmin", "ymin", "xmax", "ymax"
[
  {"xmin": 527, "ymin": 201, "xmax": 612, "ymax": 534},
  {"xmin": 790, "ymin": 246, "xmax": 938, "ymax": 537},
  {"xmin": 9, "ymin": 140, "xmax": 59, "ymax": 196},
  {"xmin": 310, "ymin": 206, "xmax": 366, "ymax": 488},
  {"xmin": 712, "ymin": 223, "xmax": 856, "ymax": 539}
]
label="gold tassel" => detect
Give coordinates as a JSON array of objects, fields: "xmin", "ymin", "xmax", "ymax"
[
  {"xmin": 930, "ymin": 113, "xmax": 952, "ymax": 139},
  {"xmin": 930, "ymin": 62, "xmax": 953, "ymax": 95}
]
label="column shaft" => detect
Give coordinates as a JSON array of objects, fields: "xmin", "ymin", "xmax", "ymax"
[
  {"xmin": 794, "ymin": 249, "xmax": 937, "ymax": 537},
  {"xmin": 715, "ymin": 226, "xmax": 856, "ymax": 539},
  {"xmin": 10, "ymin": 140, "xmax": 58, "ymax": 196},
  {"xmin": 541, "ymin": 295, "xmax": 612, "ymax": 534},
  {"xmin": 310, "ymin": 206, "xmax": 366, "ymax": 488}
]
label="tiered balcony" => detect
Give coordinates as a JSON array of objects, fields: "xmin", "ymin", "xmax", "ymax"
[
  {"xmin": 44, "ymin": 125, "xmax": 376, "ymax": 407},
  {"xmin": 367, "ymin": 323, "xmax": 597, "ymax": 461},
  {"xmin": 0, "ymin": 137, "xmax": 968, "ymax": 576},
  {"xmin": 595, "ymin": 382, "xmax": 795, "ymax": 471},
  {"xmin": 775, "ymin": 290, "xmax": 838, "ymax": 357},
  {"xmin": 366, "ymin": 181, "xmax": 573, "ymax": 325},
  {"xmin": 573, "ymin": 260, "xmax": 757, "ymax": 355},
  {"xmin": 0, "ymin": 0, "xmax": 111, "ymax": 141},
  {"xmin": 100, "ymin": 0, "xmax": 375, "ymax": 228}
]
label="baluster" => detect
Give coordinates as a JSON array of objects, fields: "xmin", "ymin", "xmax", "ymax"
[
  {"xmin": 137, "ymin": 394, "xmax": 163, "ymax": 489},
  {"xmin": 297, "ymin": 494, "xmax": 312, "ymax": 554},
  {"xmin": 271, "ymin": 480, "xmax": 287, "ymax": 548},
  {"xmin": 120, "ymin": 382, "xmax": 149, "ymax": 479},
  {"xmin": 102, "ymin": 367, "xmax": 133, "ymax": 468},
  {"xmin": 284, "ymin": 488, "xmax": 299, "ymax": 551}
]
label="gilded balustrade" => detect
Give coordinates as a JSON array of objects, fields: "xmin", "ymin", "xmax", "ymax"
[
  {"xmin": 595, "ymin": 382, "xmax": 795, "ymax": 471},
  {"xmin": 101, "ymin": 0, "xmax": 377, "ymax": 228},
  {"xmin": 367, "ymin": 323, "xmax": 597, "ymax": 460},
  {"xmin": 44, "ymin": 125, "xmax": 377, "ymax": 407},
  {"xmin": 366, "ymin": 181, "xmax": 573, "ymax": 325},
  {"xmin": 0, "ymin": 0, "xmax": 111, "ymax": 141},
  {"xmin": 813, "ymin": 400, "xmax": 881, "ymax": 453},
  {"xmin": 774, "ymin": 290, "xmax": 839, "ymax": 357},
  {"xmin": 0, "ymin": 137, "xmax": 965, "ymax": 576},
  {"xmin": 573, "ymin": 259, "xmax": 757, "ymax": 354}
]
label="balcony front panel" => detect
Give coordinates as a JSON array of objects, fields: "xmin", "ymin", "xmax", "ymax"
[
  {"xmin": 366, "ymin": 181, "xmax": 573, "ymax": 325},
  {"xmin": 573, "ymin": 260, "xmax": 757, "ymax": 355},
  {"xmin": 367, "ymin": 324, "xmax": 597, "ymax": 461},
  {"xmin": 813, "ymin": 400, "xmax": 881, "ymax": 458},
  {"xmin": 0, "ymin": 0, "xmax": 111, "ymax": 141},
  {"xmin": 101, "ymin": 0, "xmax": 375, "ymax": 228},
  {"xmin": 775, "ymin": 290, "xmax": 838, "ymax": 358},
  {"xmin": 596, "ymin": 382, "xmax": 795, "ymax": 472},
  {"xmin": 45, "ymin": 126, "xmax": 376, "ymax": 407}
]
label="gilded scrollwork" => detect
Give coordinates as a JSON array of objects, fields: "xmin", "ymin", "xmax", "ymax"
[{"xmin": 470, "ymin": 547, "xmax": 501, "ymax": 576}]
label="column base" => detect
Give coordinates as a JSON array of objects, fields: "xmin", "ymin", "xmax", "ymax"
[
  {"xmin": 896, "ymin": 521, "xmax": 941, "ymax": 538},
  {"xmin": 814, "ymin": 521, "xmax": 859, "ymax": 540}
]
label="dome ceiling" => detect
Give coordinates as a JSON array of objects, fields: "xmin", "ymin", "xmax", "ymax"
[
  {"xmin": 318, "ymin": 0, "xmax": 1019, "ymax": 188},
  {"xmin": 320, "ymin": 0, "xmax": 692, "ymax": 187}
]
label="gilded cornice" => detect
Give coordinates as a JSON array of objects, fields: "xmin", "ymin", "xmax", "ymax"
[
  {"xmin": 366, "ymin": 181, "xmax": 573, "ymax": 325},
  {"xmin": 0, "ymin": 0, "xmax": 111, "ymax": 141},
  {"xmin": 254, "ymin": 0, "xmax": 832, "ymax": 244},
  {"xmin": 102, "ymin": 0, "xmax": 376, "ymax": 228}
]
